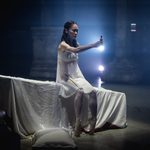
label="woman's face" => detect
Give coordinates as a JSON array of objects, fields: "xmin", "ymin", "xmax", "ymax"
[{"xmin": 68, "ymin": 24, "xmax": 79, "ymax": 39}]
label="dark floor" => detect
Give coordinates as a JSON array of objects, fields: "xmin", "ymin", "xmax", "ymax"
[{"xmin": 21, "ymin": 83, "xmax": 150, "ymax": 150}]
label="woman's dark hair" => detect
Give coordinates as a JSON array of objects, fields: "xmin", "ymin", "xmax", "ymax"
[{"xmin": 61, "ymin": 20, "xmax": 78, "ymax": 47}]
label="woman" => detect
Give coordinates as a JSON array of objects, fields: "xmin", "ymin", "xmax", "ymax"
[{"xmin": 56, "ymin": 20, "xmax": 101, "ymax": 137}]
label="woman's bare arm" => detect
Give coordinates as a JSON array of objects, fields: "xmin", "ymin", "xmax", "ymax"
[{"xmin": 59, "ymin": 41, "xmax": 101, "ymax": 53}]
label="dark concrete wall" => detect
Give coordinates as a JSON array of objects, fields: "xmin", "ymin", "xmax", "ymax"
[{"xmin": 0, "ymin": 0, "xmax": 150, "ymax": 84}]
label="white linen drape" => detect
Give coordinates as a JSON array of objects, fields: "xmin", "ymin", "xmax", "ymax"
[{"xmin": 0, "ymin": 75, "xmax": 126, "ymax": 138}]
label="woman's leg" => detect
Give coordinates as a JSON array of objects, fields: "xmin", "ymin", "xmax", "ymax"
[
  {"xmin": 89, "ymin": 90, "xmax": 97, "ymax": 135},
  {"xmin": 74, "ymin": 88, "xmax": 83, "ymax": 137}
]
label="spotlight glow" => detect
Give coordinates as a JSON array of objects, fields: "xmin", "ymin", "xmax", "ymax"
[
  {"xmin": 98, "ymin": 65, "xmax": 105, "ymax": 72},
  {"xmin": 98, "ymin": 45, "xmax": 105, "ymax": 52},
  {"xmin": 98, "ymin": 77, "xmax": 103, "ymax": 88}
]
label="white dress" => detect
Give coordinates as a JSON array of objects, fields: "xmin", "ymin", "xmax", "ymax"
[
  {"xmin": 56, "ymin": 46, "xmax": 94, "ymax": 95},
  {"xmin": 56, "ymin": 43, "xmax": 127, "ymax": 130}
]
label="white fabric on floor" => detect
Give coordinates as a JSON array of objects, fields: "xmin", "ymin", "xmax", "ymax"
[
  {"xmin": 0, "ymin": 75, "xmax": 126, "ymax": 139},
  {"xmin": 32, "ymin": 128, "xmax": 77, "ymax": 149}
]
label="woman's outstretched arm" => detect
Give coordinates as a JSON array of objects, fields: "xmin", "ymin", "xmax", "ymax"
[{"xmin": 59, "ymin": 40, "xmax": 101, "ymax": 53}]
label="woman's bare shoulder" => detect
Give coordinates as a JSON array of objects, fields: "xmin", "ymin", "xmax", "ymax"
[{"xmin": 58, "ymin": 41, "xmax": 70, "ymax": 51}]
